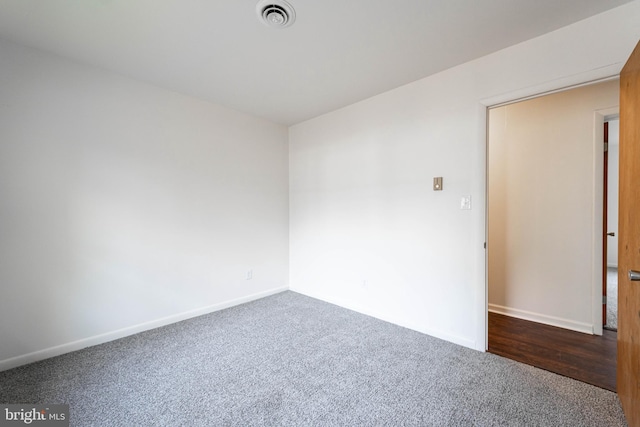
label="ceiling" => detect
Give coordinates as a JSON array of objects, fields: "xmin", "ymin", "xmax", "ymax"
[{"xmin": 0, "ymin": 0, "xmax": 633, "ymax": 125}]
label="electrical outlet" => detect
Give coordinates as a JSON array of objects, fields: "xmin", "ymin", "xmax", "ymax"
[{"xmin": 246, "ymin": 269, "xmax": 253, "ymax": 280}]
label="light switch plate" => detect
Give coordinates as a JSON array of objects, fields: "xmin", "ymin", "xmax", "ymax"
[
  {"xmin": 461, "ymin": 195, "xmax": 472, "ymax": 210},
  {"xmin": 433, "ymin": 177, "xmax": 443, "ymax": 191}
]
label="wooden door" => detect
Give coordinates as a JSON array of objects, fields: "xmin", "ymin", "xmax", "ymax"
[{"xmin": 618, "ymin": 39, "xmax": 640, "ymax": 426}]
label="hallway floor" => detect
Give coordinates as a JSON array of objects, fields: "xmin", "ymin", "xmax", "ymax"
[{"xmin": 488, "ymin": 312, "xmax": 617, "ymax": 391}]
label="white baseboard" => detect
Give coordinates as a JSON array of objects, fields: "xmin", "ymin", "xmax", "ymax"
[
  {"xmin": 0, "ymin": 286, "xmax": 288, "ymax": 372},
  {"xmin": 488, "ymin": 304, "xmax": 593, "ymax": 334},
  {"xmin": 291, "ymin": 287, "xmax": 477, "ymax": 350}
]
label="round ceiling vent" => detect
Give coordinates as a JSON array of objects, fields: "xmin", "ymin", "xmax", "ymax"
[{"xmin": 256, "ymin": 0, "xmax": 296, "ymax": 29}]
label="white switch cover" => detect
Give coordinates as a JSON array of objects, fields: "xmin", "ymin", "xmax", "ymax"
[{"xmin": 461, "ymin": 195, "xmax": 472, "ymax": 210}]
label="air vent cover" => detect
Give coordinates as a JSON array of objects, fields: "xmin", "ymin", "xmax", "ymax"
[{"xmin": 256, "ymin": 0, "xmax": 296, "ymax": 29}]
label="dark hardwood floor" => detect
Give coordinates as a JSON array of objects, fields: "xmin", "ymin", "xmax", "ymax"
[{"xmin": 488, "ymin": 312, "xmax": 617, "ymax": 392}]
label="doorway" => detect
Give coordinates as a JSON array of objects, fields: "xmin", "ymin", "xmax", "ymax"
[{"xmin": 486, "ymin": 79, "xmax": 619, "ymax": 388}]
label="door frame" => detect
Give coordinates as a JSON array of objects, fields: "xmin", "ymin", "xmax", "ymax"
[
  {"xmin": 481, "ymin": 74, "xmax": 620, "ymax": 349},
  {"xmin": 594, "ymin": 107, "xmax": 620, "ymax": 335},
  {"xmin": 603, "ymin": 120, "xmax": 609, "ymax": 327}
]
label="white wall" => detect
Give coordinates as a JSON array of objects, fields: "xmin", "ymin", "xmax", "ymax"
[
  {"xmin": 607, "ymin": 119, "xmax": 620, "ymax": 267},
  {"xmin": 487, "ymin": 81, "xmax": 619, "ymax": 333},
  {"xmin": 289, "ymin": 2, "xmax": 640, "ymax": 350},
  {"xmin": 0, "ymin": 39, "xmax": 289, "ymax": 369}
]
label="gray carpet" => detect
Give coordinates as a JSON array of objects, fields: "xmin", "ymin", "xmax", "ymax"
[
  {"xmin": 605, "ymin": 267, "xmax": 618, "ymax": 330},
  {"xmin": 0, "ymin": 291, "xmax": 627, "ymax": 426}
]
